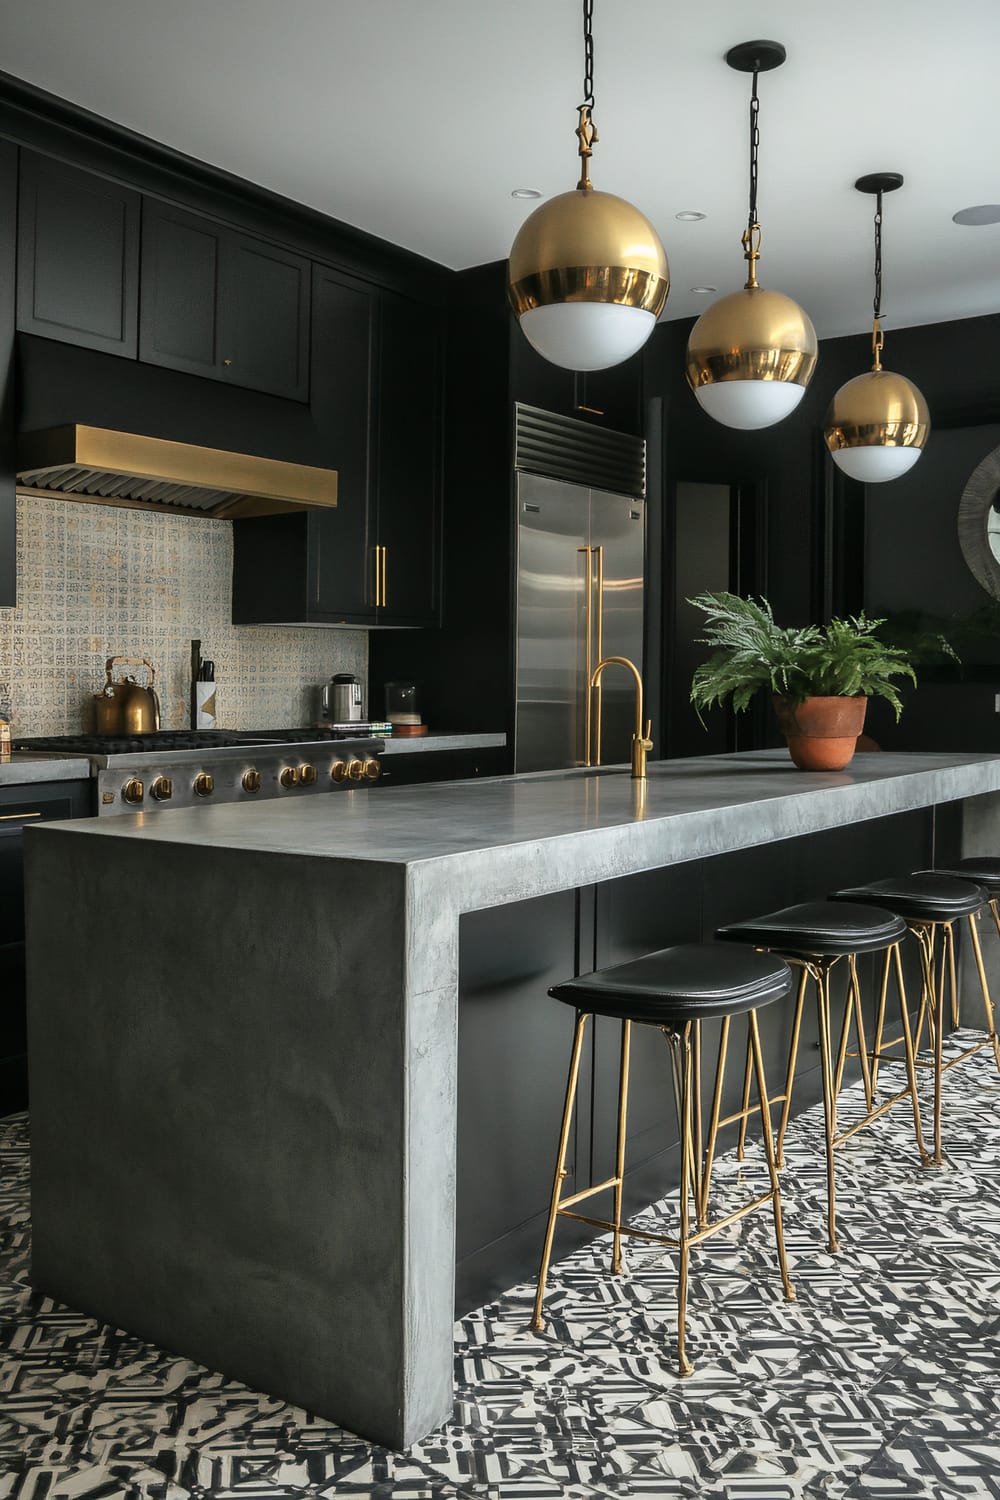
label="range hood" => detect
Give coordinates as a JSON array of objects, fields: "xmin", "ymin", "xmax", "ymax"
[{"xmin": 16, "ymin": 426, "xmax": 337, "ymax": 519}]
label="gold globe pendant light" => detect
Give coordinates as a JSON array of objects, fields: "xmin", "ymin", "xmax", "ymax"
[
  {"xmin": 824, "ymin": 174, "xmax": 930, "ymax": 483},
  {"xmin": 686, "ymin": 41, "xmax": 817, "ymax": 429},
  {"xmin": 507, "ymin": 0, "xmax": 669, "ymax": 372}
]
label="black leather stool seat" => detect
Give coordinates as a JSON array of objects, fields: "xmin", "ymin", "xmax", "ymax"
[
  {"xmin": 548, "ymin": 943, "xmax": 792, "ymax": 1025},
  {"xmin": 926, "ymin": 857, "xmax": 1000, "ymax": 895},
  {"xmin": 830, "ymin": 873, "xmax": 988, "ymax": 922},
  {"xmin": 716, "ymin": 900, "xmax": 906, "ymax": 958}
]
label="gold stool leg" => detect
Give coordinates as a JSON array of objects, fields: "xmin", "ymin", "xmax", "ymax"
[
  {"xmin": 848, "ymin": 954, "xmax": 876, "ymax": 1113},
  {"xmin": 700, "ymin": 1015, "xmax": 731, "ymax": 1226},
  {"xmin": 870, "ymin": 947, "xmax": 892, "ymax": 1096},
  {"xmin": 532, "ymin": 1010, "xmax": 589, "ymax": 1332},
  {"xmin": 893, "ymin": 940, "xmax": 932, "ymax": 1168},
  {"xmin": 966, "ymin": 911, "xmax": 1000, "ymax": 1073},
  {"xmin": 814, "ymin": 961, "xmax": 840, "ymax": 1253},
  {"xmin": 736, "ymin": 1029, "xmax": 753, "ymax": 1161},
  {"xmin": 912, "ymin": 925, "xmax": 944, "ymax": 1166},
  {"xmin": 948, "ymin": 919, "xmax": 960, "ymax": 1029},
  {"xmin": 667, "ymin": 1024, "xmax": 695, "ymax": 1378},
  {"xmin": 748, "ymin": 1007, "xmax": 795, "ymax": 1302},
  {"xmin": 611, "ymin": 1019, "xmax": 632, "ymax": 1275},
  {"xmin": 776, "ymin": 968, "xmax": 808, "ymax": 1168}
]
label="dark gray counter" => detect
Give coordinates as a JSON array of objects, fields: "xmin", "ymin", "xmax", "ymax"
[{"xmin": 23, "ymin": 749, "xmax": 1000, "ymax": 1448}]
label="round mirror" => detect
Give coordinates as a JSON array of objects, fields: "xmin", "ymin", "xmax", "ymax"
[{"xmin": 958, "ymin": 444, "xmax": 1000, "ymax": 598}]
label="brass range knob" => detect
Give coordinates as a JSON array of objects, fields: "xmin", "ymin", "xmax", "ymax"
[
  {"xmin": 122, "ymin": 777, "xmax": 144, "ymax": 805},
  {"xmin": 347, "ymin": 758, "xmax": 365, "ymax": 781},
  {"xmin": 193, "ymin": 772, "xmax": 214, "ymax": 797},
  {"xmin": 279, "ymin": 766, "xmax": 299, "ymax": 789},
  {"xmin": 331, "ymin": 760, "xmax": 349, "ymax": 783},
  {"xmin": 242, "ymin": 769, "xmax": 262, "ymax": 794},
  {"xmin": 150, "ymin": 776, "xmax": 173, "ymax": 802},
  {"xmin": 299, "ymin": 763, "xmax": 317, "ymax": 786},
  {"xmin": 362, "ymin": 759, "xmax": 380, "ymax": 781}
]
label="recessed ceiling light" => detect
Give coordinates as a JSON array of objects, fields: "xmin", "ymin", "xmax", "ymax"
[
  {"xmin": 511, "ymin": 188, "xmax": 542, "ymax": 200},
  {"xmin": 952, "ymin": 204, "xmax": 1000, "ymax": 226},
  {"xmin": 676, "ymin": 210, "xmax": 707, "ymax": 222},
  {"xmin": 690, "ymin": 286, "xmax": 717, "ymax": 295}
]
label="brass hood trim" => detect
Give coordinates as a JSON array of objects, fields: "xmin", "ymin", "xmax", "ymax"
[{"xmin": 16, "ymin": 426, "xmax": 337, "ymax": 519}]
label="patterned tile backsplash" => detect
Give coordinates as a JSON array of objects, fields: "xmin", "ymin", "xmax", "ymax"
[{"xmin": 0, "ymin": 496, "xmax": 368, "ymax": 735}]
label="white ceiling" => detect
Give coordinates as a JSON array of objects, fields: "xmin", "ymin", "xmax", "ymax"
[{"xmin": 1, "ymin": 0, "xmax": 998, "ymax": 340}]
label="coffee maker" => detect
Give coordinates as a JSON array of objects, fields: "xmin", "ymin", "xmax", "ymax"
[{"xmin": 321, "ymin": 673, "xmax": 364, "ymax": 722}]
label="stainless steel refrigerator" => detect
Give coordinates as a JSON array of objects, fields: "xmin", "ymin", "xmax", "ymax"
[{"xmin": 515, "ymin": 471, "xmax": 645, "ymax": 773}]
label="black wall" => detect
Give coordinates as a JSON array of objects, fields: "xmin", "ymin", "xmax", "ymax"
[{"xmin": 647, "ymin": 310, "xmax": 1000, "ymax": 754}]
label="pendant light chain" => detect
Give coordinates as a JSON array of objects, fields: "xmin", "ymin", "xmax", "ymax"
[
  {"xmin": 581, "ymin": 0, "xmax": 595, "ymax": 108},
  {"xmin": 741, "ymin": 67, "xmax": 763, "ymax": 287},
  {"xmin": 871, "ymin": 189, "xmax": 885, "ymax": 370},
  {"xmin": 747, "ymin": 68, "xmax": 760, "ymax": 237},
  {"xmin": 575, "ymin": 0, "xmax": 599, "ymax": 189}
]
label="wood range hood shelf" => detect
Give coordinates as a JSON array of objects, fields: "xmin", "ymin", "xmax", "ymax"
[{"xmin": 15, "ymin": 426, "xmax": 338, "ymax": 519}]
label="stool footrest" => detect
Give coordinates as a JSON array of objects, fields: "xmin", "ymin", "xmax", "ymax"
[
  {"xmin": 553, "ymin": 1176, "xmax": 621, "ymax": 1213},
  {"xmin": 557, "ymin": 1188, "xmax": 779, "ymax": 1253}
]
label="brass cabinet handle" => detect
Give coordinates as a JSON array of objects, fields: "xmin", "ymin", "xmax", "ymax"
[
  {"xmin": 0, "ymin": 811, "xmax": 43, "ymax": 821},
  {"xmin": 381, "ymin": 545, "xmax": 388, "ymax": 609},
  {"xmin": 578, "ymin": 545, "xmax": 593, "ymax": 766},
  {"xmin": 373, "ymin": 545, "xmax": 382, "ymax": 607}
]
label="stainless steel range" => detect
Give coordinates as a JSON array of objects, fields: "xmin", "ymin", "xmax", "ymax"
[{"xmin": 13, "ymin": 726, "xmax": 387, "ymax": 816}]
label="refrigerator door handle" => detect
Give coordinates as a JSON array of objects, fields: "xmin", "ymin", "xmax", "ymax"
[
  {"xmin": 578, "ymin": 545, "xmax": 593, "ymax": 766},
  {"xmin": 593, "ymin": 544, "xmax": 605, "ymax": 766}
]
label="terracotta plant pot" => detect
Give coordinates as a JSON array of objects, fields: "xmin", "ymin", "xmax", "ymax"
[{"xmin": 772, "ymin": 695, "xmax": 868, "ymax": 772}]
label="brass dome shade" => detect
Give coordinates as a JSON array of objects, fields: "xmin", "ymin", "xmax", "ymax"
[
  {"xmin": 685, "ymin": 283, "xmax": 817, "ymax": 430},
  {"xmin": 685, "ymin": 39, "xmax": 817, "ymax": 429},
  {"xmin": 824, "ymin": 369, "xmax": 930, "ymax": 482},
  {"xmin": 823, "ymin": 173, "xmax": 929, "ymax": 483},
  {"xmin": 508, "ymin": 185, "xmax": 670, "ymax": 371},
  {"xmin": 506, "ymin": 1, "xmax": 668, "ymax": 372}
]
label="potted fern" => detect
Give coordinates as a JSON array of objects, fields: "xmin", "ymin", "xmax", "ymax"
[{"xmin": 687, "ymin": 592, "xmax": 917, "ymax": 771}]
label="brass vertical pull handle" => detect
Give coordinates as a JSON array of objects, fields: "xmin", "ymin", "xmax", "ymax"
[
  {"xmin": 593, "ymin": 545, "xmax": 605, "ymax": 767},
  {"xmin": 578, "ymin": 546, "xmax": 593, "ymax": 766},
  {"xmin": 373, "ymin": 546, "xmax": 382, "ymax": 607},
  {"xmin": 381, "ymin": 546, "xmax": 388, "ymax": 609}
]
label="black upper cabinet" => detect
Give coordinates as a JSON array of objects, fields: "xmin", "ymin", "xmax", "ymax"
[
  {"xmin": 17, "ymin": 151, "xmax": 139, "ymax": 358},
  {"xmin": 509, "ymin": 321, "xmax": 643, "ymax": 436},
  {"xmin": 140, "ymin": 200, "xmax": 311, "ymax": 402},
  {"xmin": 307, "ymin": 265, "xmax": 377, "ymax": 619},
  {"xmin": 375, "ymin": 291, "xmax": 441, "ymax": 626},
  {"xmin": 232, "ymin": 273, "xmax": 442, "ymax": 628}
]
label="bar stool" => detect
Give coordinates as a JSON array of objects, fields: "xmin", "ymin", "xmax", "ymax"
[
  {"xmin": 923, "ymin": 857, "xmax": 1000, "ymax": 1072},
  {"xmin": 829, "ymin": 873, "xmax": 991, "ymax": 1165},
  {"xmin": 716, "ymin": 902, "xmax": 926, "ymax": 1254},
  {"xmin": 533, "ymin": 942, "xmax": 795, "ymax": 1377}
]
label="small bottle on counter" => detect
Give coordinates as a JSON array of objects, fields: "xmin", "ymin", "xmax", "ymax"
[{"xmin": 196, "ymin": 658, "xmax": 217, "ymax": 729}]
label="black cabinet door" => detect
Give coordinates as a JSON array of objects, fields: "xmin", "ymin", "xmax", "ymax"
[
  {"xmin": 0, "ymin": 141, "xmax": 15, "ymax": 608},
  {"xmin": 219, "ymin": 231, "xmax": 311, "ymax": 401},
  {"xmin": 139, "ymin": 200, "xmax": 221, "ymax": 378},
  {"xmin": 375, "ymin": 292, "xmax": 442, "ymax": 626},
  {"xmin": 140, "ymin": 202, "xmax": 310, "ymax": 402},
  {"xmin": 17, "ymin": 151, "xmax": 139, "ymax": 359},
  {"xmin": 307, "ymin": 266, "xmax": 377, "ymax": 620},
  {"xmin": 0, "ymin": 780, "xmax": 91, "ymax": 1114}
]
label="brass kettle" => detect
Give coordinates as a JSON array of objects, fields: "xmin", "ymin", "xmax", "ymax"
[{"xmin": 94, "ymin": 657, "xmax": 161, "ymax": 735}]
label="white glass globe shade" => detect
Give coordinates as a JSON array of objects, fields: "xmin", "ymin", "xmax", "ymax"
[
  {"xmin": 830, "ymin": 444, "xmax": 924, "ymax": 483},
  {"xmin": 692, "ymin": 378, "xmax": 806, "ymax": 431},
  {"xmin": 517, "ymin": 303, "xmax": 656, "ymax": 372}
]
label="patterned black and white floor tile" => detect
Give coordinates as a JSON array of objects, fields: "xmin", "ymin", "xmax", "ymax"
[{"xmin": 1, "ymin": 1037, "xmax": 999, "ymax": 1499}]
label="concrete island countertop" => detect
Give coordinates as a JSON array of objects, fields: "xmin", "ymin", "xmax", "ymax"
[
  {"xmin": 23, "ymin": 747, "xmax": 1000, "ymax": 1450},
  {"xmin": 43, "ymin": 748, "xmax": 1000, "ymax": 902}
]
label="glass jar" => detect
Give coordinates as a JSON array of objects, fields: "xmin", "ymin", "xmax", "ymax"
[{"xmin": 384, "ymin": 681, "xmax": 421, "ymax": 725}]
